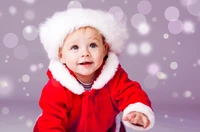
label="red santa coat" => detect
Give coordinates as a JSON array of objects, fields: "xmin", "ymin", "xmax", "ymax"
[{"xmin": 33, "ymin": 52, "xmax": 155, "ymax": 132}]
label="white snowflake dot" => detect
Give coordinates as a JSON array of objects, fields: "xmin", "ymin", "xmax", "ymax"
[
  {"xmin": 22, "ymin": 74, "xmax": 30, "ymax": 83},
  {"xmin": 193, "ymin": 63, "xmax": 197, "ymax": 67},
  {"xmin": 30, "ymin": 64, "xmax": 37, "ymax": 72},
  {"xmin": 25, "ymin": 119, "xmax": 33, "ymax": 127},
  {"xmin": 18, "ymin": 115, "xmax": 25, "ymax": 120},
  {"xmin": 140, "ymin": 42, "xmax": 152, "ymax": 55},
  {"xmin": 157, "ymin": 72, "xmax": 167, "ymax": 80},
  {"xmin": 183, "ymin": 90, "xmax": 192, "ymax": 98},
  {"xmin": 170, "ymin": 61, "xmax": 178, "ymax": 70},
  {"xmin": 197, "ymin": 59, "xmax": 200, "ymax": 65},
  {"xmin": 163, "ymin": 33, "xmax": 169, "ymax": 39},
  {"xmin": 38, "ymin": 63, "xmax": 44, "ymax": 69},
  {"xmin": 138, "ymin": 23, "xmax": 150, "ymax": 35},
  {"xmin": 9, "ymin": 6, "xmax": 17, "ymax": 15},
  {"xmin": 5, "ymin": 60, "xmax": 8, "ymax": 63}
]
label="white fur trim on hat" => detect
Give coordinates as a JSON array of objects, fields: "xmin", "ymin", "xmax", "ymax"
[{"xmin": 39, "ymin": 8, "xmax": 129, "ymax": 60}]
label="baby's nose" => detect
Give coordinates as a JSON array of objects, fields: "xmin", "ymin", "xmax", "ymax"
[{"xmin": 81, "ymin": 48, "xmax": 90, "ymax": 57}]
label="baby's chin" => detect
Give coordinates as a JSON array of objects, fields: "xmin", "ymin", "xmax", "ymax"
[
  {"xmin": 74, "ymin": 70, "xmax": 96, "ymax": 77},
  {"xmin": 77, "ymin": 72, "xmax": 96, "ymax": 77}
]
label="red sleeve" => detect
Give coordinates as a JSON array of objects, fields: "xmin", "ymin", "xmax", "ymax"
[
  {"xmin": 33, "ymin": 79, "xmax": 70, "ymax": 132},
  {"xmin": 110, "ymin": 65, "xmax": 155, "ymax": 130},
  {"xmin": 110, "ymin": 65, "xmax": 152, "ymax": 111}
]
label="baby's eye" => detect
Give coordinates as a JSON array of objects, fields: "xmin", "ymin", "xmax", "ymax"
[
  {"xmin": 90, "ymin": 43, "xmax": 97, "ymax": 48},
  {"xmin": 71, "ymin": 45, "xmax": 79, "ymax": 50}
]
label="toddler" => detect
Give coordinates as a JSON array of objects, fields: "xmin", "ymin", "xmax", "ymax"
[{"xmin": 33, "ymin": 8, "xmax": 155, "ymax": 132}]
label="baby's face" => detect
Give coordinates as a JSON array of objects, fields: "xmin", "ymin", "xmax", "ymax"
[{"xmin": 59, "ymin": 27, "xmax": 108, "ymax": 79}]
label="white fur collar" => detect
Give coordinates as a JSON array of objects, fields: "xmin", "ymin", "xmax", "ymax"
[{"xmin": 48, "ymin": 52, "xmax": 119, "ymax": 95}]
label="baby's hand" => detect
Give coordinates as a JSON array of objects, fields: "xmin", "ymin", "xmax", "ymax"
[{"xmin": 123, "ymin": 111, "xmax": 150, "ymax": 129}]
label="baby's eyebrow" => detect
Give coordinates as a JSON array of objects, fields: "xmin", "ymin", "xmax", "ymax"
[
  {"xmin": 65, "ymin": 39, "xmax": 79, "ymax": 46},
  {"xmin": 88, "ymin": 37, "xmax": 101, "ymax": 42}
]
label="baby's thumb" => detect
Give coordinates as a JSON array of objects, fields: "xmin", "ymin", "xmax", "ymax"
[{"xmin": 123, "ymin": 116, "xmax": 128, "ymax": 121}]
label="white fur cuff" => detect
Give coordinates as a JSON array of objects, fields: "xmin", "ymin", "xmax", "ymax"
[{"xmin": 122, "ymin": 102, "xmax": 155, "ymax": 130}]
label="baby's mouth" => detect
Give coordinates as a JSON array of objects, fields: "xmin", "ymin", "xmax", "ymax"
[{"xmin": 79, "ymin": 62, "xmax": 93, "ymax": 65}]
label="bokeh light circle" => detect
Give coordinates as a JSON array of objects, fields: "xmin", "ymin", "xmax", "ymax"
[
  {"xmin": 165, "ymin": 6, "xmax": 180, "ymax": 21},
  {"xmin": 183, "ymin": 90, "xmax": 192, "ymax": 98},
  {"xmin": 2, "ymin": 107, "xmax": 9, "ymax": 115},
  {"xmin": 0, "ymin": 77, "xmax": 13, "ymax": 97},
  {"xmin": 67, "ymin": 1, "xmax": 82, "ymax": 9},
  {"xmin": 163, "ymin": 33, "xmax": 169, "ymax": 39},
  {"xmin": 137, "ymin": 0, "xmax": 152, "ymax": 15},
  {"xmin": 13, "ymin": 45, "xmax": 29, "ymax": 60},
  {"xmin": 22, "ymin": 25, "xmax": 38, "ymax": 41},
  {"xmin": 168, "ymin": 19, "xmax": 183, "ymax": 34},
  {"xmin": 126, "ymin": 43, "xmax": 138, "ymax": 56},
  {"xmin": 131, "ymin": 13, "xmax": 146, "ymax": 29},
  {"xmin": 109, "ymin": 6, "xmax": 124, "ymax": 21},
  {"xmin": 3, "ymin": 33, "xmax": 19, "ymax": 48},
  {"xmin": 157, "ymin": 72, "xmax": 167, "ymax": 80},
  {"xmin": 186, "ymin": 0, "xmax": 200, "ymax": 16},
  {"xmin": 24, "ymin": 10, "xmax": 35, "ymax": 21},
  {"xmin": 26, "ymin": 119, "xmax": 33, "ymax": 127},
  {"xmin": 9, "ymin": 6, "xmax": 17, "ymax": 15},
  {"xmin": 140, "ymin": 42, "xmax": 152, "ymax": 55},
  {"xmin": 170, "ymin": 61, "xmax": 178, "ymax": 70},
  {"xmin": 147, "ymin": 63, "xmax": 160, "ymax": 75},
  {"xmin": 22, "ymin": 74, "xmax": 30, "ymax": 83}
]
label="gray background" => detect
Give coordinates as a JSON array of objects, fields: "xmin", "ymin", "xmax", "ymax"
[{"xmin": 0, "ymin": 0, "xmax": 200, "ymax": 132}]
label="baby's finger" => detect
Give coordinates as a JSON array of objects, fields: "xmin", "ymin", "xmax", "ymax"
[
  {"xmin": 123, "ymin": 112, "xmax": 137, "ymax": 122},
  {"xmin": 132, "ymin": 114, "xmax": 142, "ymax": 125},
  {"xmin": 142, "ymin": 115, "xmax": 150, "ymax": 129},
  {"xmin": 123, "ymin": 116, "xmax": 129, "ymax": 121},
  {"xmin": 127, "ymin": 112, "xmax": 137, "ymax": 120}
]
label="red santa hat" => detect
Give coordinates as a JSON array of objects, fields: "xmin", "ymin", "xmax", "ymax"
[{"xmin": 39, "ymin": 8, "xmax": 129, "ymax": 60}]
